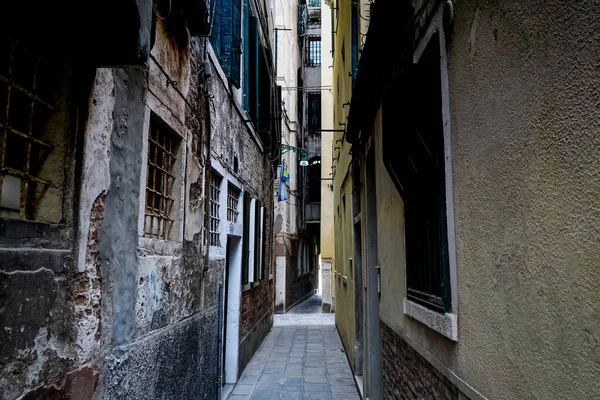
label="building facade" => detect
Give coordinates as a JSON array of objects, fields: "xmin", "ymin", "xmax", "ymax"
[
  {"xmin": 331, "ymin": 0, "xmax": 600, "ymax": 399},
  {"xmin": 319, "ymin": 0, "xmax": 335, "ymax": 312},
  {"xmin": 273, "ymin": 0, "xmax": 324, "ymax": 313},
  {"xmin": 0, "ymin": 0, "xmax": 277, "ymax": 398}
]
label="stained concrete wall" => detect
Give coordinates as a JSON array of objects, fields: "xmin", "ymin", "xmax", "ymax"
[
  {"xmin": 371, "ymin": 1, "xmax": 600, "ymax": 399},
  {"xmin": 0, "ymin": 15, "xmax": 222, "ymax": 399},
  {"xmin": 206, "ymin": 3, "xmax": 276, "ymax": 376}
]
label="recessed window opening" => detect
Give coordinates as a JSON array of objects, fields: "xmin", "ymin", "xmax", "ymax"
[
  {"xmin": 308, "ymin": 38, "xmax": 322, "ymax": 67},
  {"xmin": 144, "ymin": 114, "xmax": 180, "ymax": 240},
  {"xmin": 227, "ymin": 183, "xmax": 240, "ymax": 223},
  {"xmin": 0, "ymin": 40, "xmax": 55, "ymax": 219},
  {"xmin": 209, "ymin": 171, "xmax": 223, "ymax": 246}
]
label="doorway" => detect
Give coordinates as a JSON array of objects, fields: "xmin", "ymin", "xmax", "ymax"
[
  {"xmin": 352, "ymin": 161, "xmax": 363, "ymax": 376},
  {"xmin": 364, "ymin": 148, "xmax": 382, "ymax": 399},
  {"xmin": 223, "ymin": 235, "xmax": 243, "ymax": 384}
]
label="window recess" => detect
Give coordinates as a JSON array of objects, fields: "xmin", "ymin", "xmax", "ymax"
[
  {"xmin": 0, "ymin": 39, "xmax": 56, "ymax": 220},
  {"xmin": 144, "ymin": 114, "xmax": 181, "ymax": 240},
  {"xmin": 209, "ymin": 171, "xmax": 223, "ymax": 246},
  {"xmin": 383, "ymin": 32, "xmax": 451, "ymax": 313}
]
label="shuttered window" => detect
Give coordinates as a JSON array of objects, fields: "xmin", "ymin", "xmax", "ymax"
[
  {"xmin": 210, "ymin": 0, "xmax": 242, "ymax": 88},
  {"xmin": 382, "ymin": 33, "xmax": 451, "ymax": 313},
  {"xmin": 241, "ymin": 193, "xmax": 266, "ymax": 286}
]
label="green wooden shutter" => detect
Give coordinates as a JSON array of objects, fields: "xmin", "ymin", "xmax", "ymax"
[
  {"xmin": 219, "ymin": 0, "xmax": 233, "ymax": 77},
  {"xmin": 230, "ymin": 0, "xmax": 242, "ymax": 88},
  {"xmin": 210, "ymin": 0, "xmax": 221, "ymax": 59},
  {"xmin": 249, "ymin": 15, "xmax": 259, "ymax": 121},
  {"xmin": 243, "ymin": 0, "xmax": 250, "ymax": 110}
]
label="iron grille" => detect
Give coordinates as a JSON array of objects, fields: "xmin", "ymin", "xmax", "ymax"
[
  {"xmin": 308, "ymin": 38, "xmax": 321, "ymax": 67},
  {"xmin": 227, "ymin": 183, "xmax": 240, "ymax": 223},
  {"xmin": 0, "ymin": 40, "xmax": 55, "ymax": 219},
  {"xmin": 209, "ymin": 171, "xmax": 222, "ymax": 246},
  {"xmin": 144, "ymin": 115, "xmax": 179, "ymax": 240}
]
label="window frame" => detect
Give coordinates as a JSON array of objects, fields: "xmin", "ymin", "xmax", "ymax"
[
  {"xmin": 143, "ymin": 114, "xmax": 182, "ymax": 241},
  {"xmin": 209, "ymin": 170, "xmax": 223, "ymax": 247},
  {"xmin": 382, "ymin": 6, "xmax": 458, "ymax": 341},
  {"xmin": 0, "ymin": 40, "xmax": 57, "ymax": 220},
  {"xmin": 307, "ymin": 37, "xmax": 322, "ymax": 67}
]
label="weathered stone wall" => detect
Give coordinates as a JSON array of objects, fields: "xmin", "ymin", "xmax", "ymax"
[
  {"xmin": 206, "ymin": 18, "xmax": 276, "ymax": 378},
  {"xmin": 381, "ymin": 320, "xmax": 459, "ymax": 400}
]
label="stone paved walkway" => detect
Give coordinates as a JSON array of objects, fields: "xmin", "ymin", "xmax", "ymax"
[{"xmin": 228, "ymin": 295, "xmax": 360, "ymax": 400}]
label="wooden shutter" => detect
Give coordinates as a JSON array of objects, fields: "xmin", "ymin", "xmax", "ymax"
[
  {"xmin": 248, "ymin": 199, "xmax": 256, "ymax": 282},
  {"xmin": 260, "ymin": 207, "xmax": 266, "ymax": 280},
  {"xmin": 210, "ymin": 0, "xmax": 221, "ymax": 58},
  {"xmin": 230, "ymin": 0, "xmax": 242, "ymax": 88},
  {"xmin": 253, "ymin": 199, "xmax": 262, "ymax": 281},
  {"xmin": 243, "ymin": 0, "xmax": 250, "ymax": 110},
  {"xmin": 249, "ymin": 15, "xmax": 259, "ymax": 121},
  {"xmin": 242, "ymin": 192, "xmax": 251, "ymax": 285}
]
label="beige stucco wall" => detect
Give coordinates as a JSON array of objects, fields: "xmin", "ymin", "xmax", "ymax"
[
  {"xmin": 331, "ymin": 0, "xmax": 359, "ymax": 365},
  {"xmin": 320, "ymin": 2, "xmax": 334, "ymax": 261},
  {"xmin": 376, "ymin": 1, "xmax": 600, "ymax": 399}
]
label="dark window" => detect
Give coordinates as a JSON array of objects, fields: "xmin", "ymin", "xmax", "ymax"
[
  {"xmin": 210, "ymin": 0, "xmax": 242, "ymax": 88},
  {"xmin": 308, "ymin": 93, "xmax": 321, "ymax": 131},
  {"xmin": 0, "ymin": 40, "xmax": 55, "ymax": 220},
  {"xmin": 145, "ymin": 115, "xmax": 181, "ymax": 240},
  {"xmin": 308, "ymin": 38, "xmax": 321, "ymax": 67},
  {"xmin": 227, "ymin": 183, "xmax": 240, "ymax": 223},
  {"xmin": 209, "ymin": 171, "xmax": 222, "ymax": 246},
  {"xmin": 382, "ymin": 33, "xmax": 451, "ymax": 313}
]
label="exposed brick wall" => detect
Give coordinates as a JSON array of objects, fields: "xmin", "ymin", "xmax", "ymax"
[
  {"xmin": 240, "ymin": 281, "xmax": 273, "ymax": 339},
  {"xmin": 381, "ymin": 320, "xmax": 459, "ymax": 400}
]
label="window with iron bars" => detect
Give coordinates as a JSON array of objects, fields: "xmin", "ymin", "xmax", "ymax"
[
  {"xmin": 144, "ymin": 114, "xmax": 180, "ymax": 240},
  {"xmin": 227, "ymin": 183, "xmax": 240, "ymax": 223},
  {"xmin": 209, "ymin": 171, "xmax": 222, "ymax": 246},
  {"xmin": 0, "ymin": 40, "xmax": 55, "ymax": 219},
  {"xmin": 308, "ymin": 38, "xmax": 321, "ymax": 67}
]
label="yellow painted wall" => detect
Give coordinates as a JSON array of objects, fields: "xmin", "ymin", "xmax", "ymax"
[
  {"xmin": 368, "ymin": 1, "xmax": 600, "ymax": 399},
  {"xmin": 330, "ymin": 0, "xmax": 370, "ymax": 370},
  {"xmin": 320, "ymin": 2, "xmax": 334, "ymax": 261}
]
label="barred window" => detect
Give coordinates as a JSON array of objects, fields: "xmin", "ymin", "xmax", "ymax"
[
  {"xmin": 144, "ymin": 115, "xmax": 180, "ymax": 240},
  {"xmin": 0, "ymin": 40, "xmax": 55, "ymax": 219},
  {"xmin": 227, "ymin": 183, "xmax": 240, "ymax": 223},
  {"xmin": 308, "ymin": 38, "xmax": 321, "ymax": 67},
  {"xmin": 209, "ymin": 171, "xmax": 222, "ymax": 246}
]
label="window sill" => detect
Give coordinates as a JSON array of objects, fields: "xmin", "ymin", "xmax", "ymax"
[
  {"xmin": 138, "ymin": 237, "xmax": 182, "ymax": 257},
  {"xmin": 403, "ymin": 298, "xmax": 457, "ymax": 342}
]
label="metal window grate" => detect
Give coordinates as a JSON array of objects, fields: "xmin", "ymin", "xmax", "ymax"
[
  {"xmin": 144, "ymin": 115, "xmax": 179, "ymax": 240},
  {"xmin": 0, "ymin": 40, "xmax": 55, "ymax": 219},
  {"xmin": 227, "ymin": 183, "xmax": 240, "ymax": 223},
  {"xmin": 209, "ymin": 171, "xmax": 222, "ymax": 246},
  {"xmin": 308, "ymin": 38, "xmax": 321, "ymax": 67}
]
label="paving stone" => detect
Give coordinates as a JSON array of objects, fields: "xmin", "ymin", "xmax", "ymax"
[
  {"xmin": 229, "ymin": 395, "xmax": 251, "ymax": 400},
  {"xmin": 303, "ymin": 383, "xmax": 330, "ymax": 392},
  {"xmin": 233, "ymin": 384, "xmax": 256, "ymax": 395},
  {"xmin": 228, "ymin": 296, "xmax": 359, "ymax": 400},
  {"xmin": 251, "ymin": 390, "xmax": 279, "ymax": 400},
  {"xmin": 302, "ymin": 392, "xmax": 332, "ymax": 400},
  {"xmin": 304, "ymin": 367, "xmax": 326, "ymax": 375},
  {"xmin": 304, "ymin": 375, "xmax": 328, "ymax": 383}
]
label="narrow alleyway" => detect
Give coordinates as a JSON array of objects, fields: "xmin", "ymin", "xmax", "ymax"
[{"xmin": 227, "ymin": 295, "xmax": 359, "ymax": 400}]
